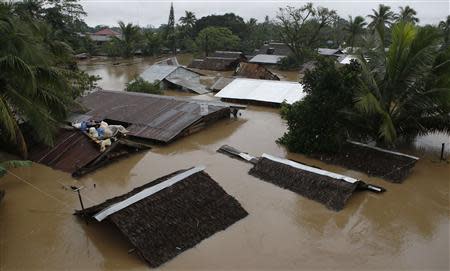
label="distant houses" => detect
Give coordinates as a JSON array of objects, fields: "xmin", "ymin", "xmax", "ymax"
[
  {"xmin": 88, "ymin": 28, "xmax": 122, "ymax": 44},
  {"xmin": 138, "ymin": 62, "xmax": 210, "ymax": 94},
  {"xmin": 188, "ymin": 51, "xmax": 247, "ymax": 71}
]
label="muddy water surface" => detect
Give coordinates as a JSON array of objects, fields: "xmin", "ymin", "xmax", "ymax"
[{"xmin": 0, "ymin": 58, "xmax": 449, "ymax": 270}]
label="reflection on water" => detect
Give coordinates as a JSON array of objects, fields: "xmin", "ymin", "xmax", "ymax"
[{"xmin": 1, "ymin": 57, "xmax": 449, "ymax": 270}]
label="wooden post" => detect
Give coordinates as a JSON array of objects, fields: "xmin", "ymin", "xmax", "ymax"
[{"xmin": 440, "ymin": 143, "xmax": 445, "ymax": 161}]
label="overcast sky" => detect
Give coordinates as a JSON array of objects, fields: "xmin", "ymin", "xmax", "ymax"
[{"xmin": 80, "ymin": 0, "xmax": 449, "ymax": 27}]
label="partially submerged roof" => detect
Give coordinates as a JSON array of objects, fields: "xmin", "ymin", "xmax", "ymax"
[
  {"xmin": 317, "ymin": 48, "xmax": 344, "ymax": 56},
  {"xmin": 188, "ymin": 57, "xmax": 242, "ymax": 71},
  {"xmin": 249, "ymin": 54, "xmax": 286, "ymax": 65},
  {"xmin": 258, "ymin": 42, "xmax": 292, "ymax": 56},
  {"xmin": 75, "ymin": 166, "xmax": 248, "ymax": 267},
  {"xmin": 28, "ymin": 129, "xmax": 148, "ymax": 177},
  {"xmin": 249, "ymin": 154, "xmax": 363, "ymax": 211},
  {"xmin": 77, "ymin": 90, "xmax": 234, "ymax": 143},
  {"xmin": 210, "ymin": 77, "xmax": 235, "ymax": 92},
  {"xmin": 234, "ymin": 62, "xmax": 280, "ymax": 80},
  {"xmin": 313, "ymin": 141, "xmax": 419, "ymax": 183},
  {"xmin": 154, "ymin": 57, "xmax": 179, "ymax": 66},
  {"xmin": 139, "ymin": 65, "xmax": 208, "ymax": 94},
  {"xmin": 215, "ymin": 78, "xmax": 305, "ymax": 105},
  {"xmin": 139, "ymin": 64, "xmax": 179, "ymax": 83},
  {"xmin": 211, "ymin": 51, "xmax": 246, "ymax": 59}
]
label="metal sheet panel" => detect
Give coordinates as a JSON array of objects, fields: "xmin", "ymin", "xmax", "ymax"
[
  {"xmin": 215, "ymin": 78, "xmax": 306, "ymax": 105},
  {"xmin": 249, "ymin": 54, "xmax": 286, "ymax": 64},
  {"xmin": 78, "ymin": 90, "xmax": 230, "ymax": 143},
  {"xmin": 139, "ymin": 64, "xmax": 178, "ymax": 82}
]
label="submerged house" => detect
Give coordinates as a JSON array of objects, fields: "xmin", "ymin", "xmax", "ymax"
[
  {"xmin": 215, "ymin": 78, "xmax": 305, "ymax": 106},
  {"xmin": 28, "ymin": 128, "xmax": 149, "ymax": 177},
  {"xmin": 188, "ymin": 51, "xmax": 247, "ymax": 71},
  {"xmin": 75, "ymin": 90, "xmax": 243, "ymax": 143},
  {"xmin": 257, "ymin": 42, "xmax": 292, "ymax": 56},
  {"xmin": 76, "ymin": 166, "xmax": 248, "ymax": 267},
  {"xmin": 249, "ymin": 42, "xmax": 291, "ymax": 66},
  {"xmin": 234, "ymin": 62, "xmax": 280, "ymax": 80},
  {"xmin": 248, "ymin": 54, "xmax": 286, "ymax": 66},
  {"xmin": 139, "ymin": 64, "xmax": 209, "ymax": 94}
]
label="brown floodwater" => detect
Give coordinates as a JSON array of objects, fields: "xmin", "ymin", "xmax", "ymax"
[{"xmin": 1, "ymin": 57, "xmax": 449, "ymax": 270}]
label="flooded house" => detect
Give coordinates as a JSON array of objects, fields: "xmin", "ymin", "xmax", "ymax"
[
  {"xmin": 188, "ymin": 51, "xmax": 247, "ymax": 71},
  {"xmin": 257, "ymin": 42, "xmax": 293, "ymax": 56},
  {"xmin": 215, "ymin": 78, "xmax": 305, "ymax": 106},
  {"xmin": 248, "ymin": 54, "xmax": 286, "ymax": 66},
  {"xmin": 76, "ymin": 166, "xmax": 248, "ymax": 267},
  {"xmin": 28, "ymin": 90, "xmax": 244, "ymax": 177},
  {"xmin": 139, "ymin": 64, "xmax": 210, "ymax": 94},
  {"xmin": 234, "ymin": 62, "xmax": 280, "ymax": 80}
]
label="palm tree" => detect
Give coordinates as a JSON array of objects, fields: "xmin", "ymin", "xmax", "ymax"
[
  {"xmin": 367, "ymin": 4, "xmax": 394, "ymax": 46},
  {"xmin": 0, "ymin": 3, "xmax": 74, "ymax": 157},
  {"xmin": 353, "ymin": 22, "xmax": 450, "ymax": 145},
  {"xmin": 344, "ymin": 16, "xmax": 367, "ymax": 51},
  {"xmin": 179, "ymin": 11, "xmax": 196, "ymax": 29},
  {"xmin": 117, "ymin": 21, "xmax": 140, "ymax": 57},
  {"xmin": 439, "ymin": 15, "xmax": 450, "ymax": 47},
  {"xmin": 395, "ymin": 6, "xmax": 419, "ymax": 24}
]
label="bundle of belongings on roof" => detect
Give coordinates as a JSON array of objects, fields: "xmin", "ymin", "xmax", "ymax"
[{"xmin": 72, "ymin": 120, "xmax": 129, "ymax": 152}]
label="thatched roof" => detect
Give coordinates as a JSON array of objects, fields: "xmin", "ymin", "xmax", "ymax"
[
  {"xmin": 249, "ymin": 154, "xmax": 362, "ymax": 211},
  {"xmin": 188, "ymin": 57, "xmax": 242, "ymax": 71},
  {"xmin": 313, "ymin": 141, "xmax": 419, "ymax": 183},
  {"xmin": 75, "ymin": 167, "xmax": 248, "ymax": 267}
]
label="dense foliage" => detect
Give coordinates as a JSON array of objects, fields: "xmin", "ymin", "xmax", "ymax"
[
  {"xmin": 0, "ymin": 1, "xmax": 95, "ymax": 157},
  {"xmin": 196, "ymin": 27, "xmax": 240, "ymax": 56},
  {"xmin": 125, "ymin": 77, "xmax": 163, "ymax": 95},
  {"xmin": 279, "ymin": 59, "xmax": 360, "ymax": 154},
  {"xmin": 280, "ymin": 22, "xmax": 450, "ymax": 154}
]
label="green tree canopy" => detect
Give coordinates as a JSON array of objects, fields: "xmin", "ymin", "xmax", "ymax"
[{"xmin": 195, "ymin": 26, "xmax": 240, "ymax": 56}]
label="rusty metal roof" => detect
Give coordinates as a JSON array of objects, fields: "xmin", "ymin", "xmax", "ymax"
[
  {"xmin": 28, "ymin": 129, "xmax": 100, "ymax": 174},
  {"xmin": 234, "ymin": 63, "xmax": 280, "ymax": 80},
  {"xmin": 77, "ymin": 90, "xmax": 231, "ymax": 143}
]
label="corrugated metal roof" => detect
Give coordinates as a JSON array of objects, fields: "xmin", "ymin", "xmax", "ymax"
[
  {"xmin": 317, "ymin": 48, "xmax": 343, "ymax": 56},
  {"xmin": 154, "ymin": 57, "xmax": 179, "ymax": 66},
  {"xmin": 139, "ymin": 64, "xmax": 178, "ymax": 83},
  {"xmin": 165, "ymin": 77, "xmax": 209, "ymax": 94},
  {"xmin": 210, "ymin": 77, "xmax": 235, "ymax": 92},
  {"xmin": 215, "ymin": 78, "xmax": 305, "ymax": 105},
  {"xmin": 28, "ymin": 129, "xmax": 100, "ymax": 174},
  {"xmin": 78, "ymin": 90, "xmax": 231, "ymax": 143},
  {"xmin": 235, "ymin": 63, "xmax": 279, "ymax": 80},
  {"xmin": 249, "ymin": 54, "xmax": 286, "ymax": 64},
  {"xmin": 257, "ymin": 43, "xmax": 292, "ymax": 56},
  {"xmin": 188, "ymin": 57, "xmax": 241, "ymax": 71}
]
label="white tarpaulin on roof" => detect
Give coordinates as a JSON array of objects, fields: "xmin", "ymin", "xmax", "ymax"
[{"xmin": 215, "ymin": 78, "xmax": 305, "ymax": 104}]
